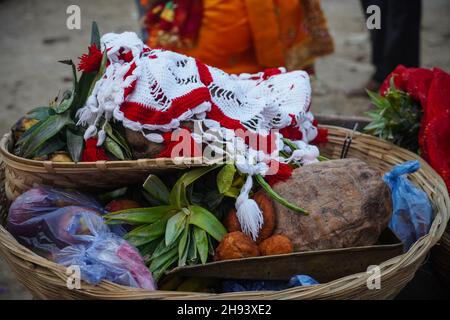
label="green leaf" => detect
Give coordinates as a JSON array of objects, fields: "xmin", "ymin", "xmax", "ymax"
[
  {"xmin": 169, "ymin": 180, "xmax": 189, "ymax": 209},
  {"xmin": 189, "ymin": 205, "xmax": 226, "ymax": 241},
  {"xmin": 150, "ymin": 246, "xmax": 178, "ymax": 281},
  {"xmin": 87, "ymin": 50, "xmax": 107, "ymax": 97},
  {"xmin": 91, "ymin": 21, "xmax": 101, "ymax": 48},
  {"xmin": 223, "ymin": 187, "xmax": 240, "ymax": 198},
  {"xmin": 104, "ymin": 122, "xmax": 132, "ymax": 158},
  {"xmin": 165, "ymin": 211, "xmax": 187, "ymax": 246},
  {"xmin": 66, "ymin": 129, "xmax": 84, "ymax": 163},
  {"xmin": 151, "ymin": 237, "xmax": 177, "ymax": 261},
  {"xmin": 124, "ymin": 219, "xmax": 168, "ymax": 246},
  {"xmin": 56, "ymin": 60, "xmax": 78, "ymax": 114},
  {"xmin": 143, "ymin": 174, "xmax": 170, "ymax": 205},
  {"xmin": 105, "ymin": 206, "xmax": 172, "ymax": 224},
  {"xmin": 193, "ymin": 226, "xmax": 208, "ymax": 264},
  {"xmin": 33, "ymin": 136, "xmax": 65, "ymax": 158},
  {"xmin": 169, "ymin": 165, "xmax": 218, "ymax": 208},
  {"xmin": 21, "ymin": 113, "xmax": 73, "ymax": 158},
  {"xmin": 217, "ymin": 164, "xmax": 236, "ymax": 194},
  {"xmin": 187, "ymin": 228, "xmax": 198, "ymax": 265},
  {"xmin": 139, "ymin": 239, "xmax": 160, "ymax": 261},
  {"xmin": 178, "ymin": 225, "xmax": 190, "ymax": 267},
  {"xmin": 255, "ymin": 175, "xmax": 308, "ymax": 215},
  {"xmin": 71, "ymin": 72, "xmax": 97, "ymax": 114},
  {"xmin": 104, "ymin": 137, "xmax": 125, "ymax": 160},
  {"xmin": 367, "ymin": 90, "xmax": 390, "ymax": 110},
  {"xmin": 25, "ymin": 107, "xmax": 55, "ymax": 121}
]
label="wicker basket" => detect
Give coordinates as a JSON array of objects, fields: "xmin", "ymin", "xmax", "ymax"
[
  {"xmin": 0, "ymin": 125, "xmax": 449, "ymax": 299},
  {"xmin": 0, "ymin": 133, "xmax": 207, "ymax": 201}
]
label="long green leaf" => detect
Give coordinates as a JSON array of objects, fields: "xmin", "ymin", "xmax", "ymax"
[
  {"xmin": 87, "ymin": 50, "xmax": 107, "ymax": 97},
  {"xmin": 150, "ymin": 247, "xmax": 178, "ymax": 281},
  {"xmin": 26, "ymin": 107, "xmax": 55, "ymax": 121},
  {"xmin": 187, "ymin": 228, "xmax": 198, "ymax": 265},
  {"xmin": 169, "ymin": 165, "xmax": 218, "ymax": 208},
  {"xmin": 105, "ymin": 206, "xmax": 172, "ymax": 224},
  {"xmin": 178, "ymin": 224, "xmax": 190, "ymax": 267},
  {"xmin": 66, "ymin": 128, "xmax": 84, "ymax": 163},
  {"xmin": 367, "ymin": 90, "xmax": 390, "ymax": 110},
  {"xmin": 124, "ymin": 220, "xmax": 167, "ymax": 246},
  {"xmin": 217, "ymin": 164, "xmax": 236, "ymax": 194},
  {"xmin": 189, "ymin": 205, "xmax": 226, "ymax": 241},
  {"xmin": 71, "ymin": 72, "xmax": 96, "ymax": 114},
  {"xmin": 143, "ymin": 174, "xmax": 170, "ymax": 205},
  {"xmin": 104, "ymin": 137, "xmax": 125, "ymax": 160},
  {"xmin": 193, "ymin": 226, "xmax": 208, "ymax": 264},
  {"xmin": 91, "ymin": 21, "xmax": 101, "ymax": 48},
  {"xmin": 165, "ymin": 211, "xmax": 187, "ymax": 246},
  {"xmin": 104, "ymin": 122, "xmax": 132, "ymax": 158},
  {"xmin": 33, "ymin": 136, "xmax": 65, "ymax": 158},
  {"xmin": 255, "ymin": 175, "xmax": 308, "ymax": 215},
  {"xmin": 22, "ymin": 113, "xmax": 73, "ymax": 158}
]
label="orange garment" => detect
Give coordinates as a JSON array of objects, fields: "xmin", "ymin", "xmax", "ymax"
[{"xmin": 143, "ymin": 0, "xmax": 334, "ymax": 74}]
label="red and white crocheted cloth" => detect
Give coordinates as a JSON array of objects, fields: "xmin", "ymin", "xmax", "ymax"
[{"xmin": 77, "ymin": 32, "xmax": 321, "ymax": 239}]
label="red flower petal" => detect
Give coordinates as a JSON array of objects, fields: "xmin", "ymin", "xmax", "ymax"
[
  {"xmin": 81, "ymin": 138, "xmax": 109, "ymax": 162},
  {"xmin": 78, "ymin": 44, "xmax": 103, "ymax": 73},
  {"xmin": 265, "ymin": 161, "xmax": 293, "ymax": 186}
]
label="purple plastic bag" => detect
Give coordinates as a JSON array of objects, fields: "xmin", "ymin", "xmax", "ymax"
[{"xmin": 7, "ymin": 186, "xmax": 156, "ymax": 290}]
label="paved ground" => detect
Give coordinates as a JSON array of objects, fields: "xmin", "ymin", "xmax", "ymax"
[{"xmin": 0, "ymin": 0, "xmax": 449, "ymax": 299}]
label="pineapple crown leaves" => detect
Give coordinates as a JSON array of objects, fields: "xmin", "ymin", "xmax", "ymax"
[{"xmin": 363, "ymin": 76, "xmax": 422, "ymax": 152}]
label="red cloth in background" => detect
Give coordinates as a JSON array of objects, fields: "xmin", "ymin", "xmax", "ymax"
[{"xmin": 380, "ymin": 65, "xmax": 450, "ymax": 191}]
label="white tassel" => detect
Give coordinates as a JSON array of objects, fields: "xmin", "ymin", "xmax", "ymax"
[
  {"xmin": 235, "ymin": 175, "xmax": 263, "ymax": 241},
  {"xmin": 84, "ymin": 125, "xmax": 97, "ymax": 141},
  {"xmin": 97, "ymin": 130, "xmax": 106, "ymax": 146},
  {"xmin": 144, "ymin": 133, "xmax": 164, "ymax": 143}
]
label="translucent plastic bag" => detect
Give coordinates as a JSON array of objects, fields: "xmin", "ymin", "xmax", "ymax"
[
  {"xmin": 383, "ymin": 161, "xmax": 434, "ymax": 250},
  {"xmin": 7, "ymin": 186, "xmax": 156, "ymax": 290}
]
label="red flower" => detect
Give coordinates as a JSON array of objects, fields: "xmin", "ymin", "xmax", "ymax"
[
  {"xmin": 81, "ymin": 138, "xmax": 109, "ymax": 162},
  {"xmin": 311, "ymin": 119, "xmax": 328, "ymax": 144},
  {"xmin": 78, "ymin": 44, "xmax": 103, "ymax": 73},
  {"xmin": 265, "ymin": 161, "xmax": 293, "ymax": 186}
]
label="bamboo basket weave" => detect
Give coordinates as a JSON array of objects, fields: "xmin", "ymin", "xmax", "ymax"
[{"xmin": 0, "ymin": 125, "xmax": 449, "ymax": 300}]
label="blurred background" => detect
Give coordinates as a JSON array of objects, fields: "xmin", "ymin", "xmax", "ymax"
[{"xmin": 0, "ymin": 0, "xmax": 449, "ymax": 299}]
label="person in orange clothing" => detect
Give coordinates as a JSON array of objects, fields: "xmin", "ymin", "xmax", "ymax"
[{"xmin": 137, "ymin": 0, "xmax": 334, "ymax": 75}]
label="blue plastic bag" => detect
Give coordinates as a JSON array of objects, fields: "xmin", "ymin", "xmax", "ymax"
[
  {"xmin": 7, "ymin": 186, "xmax": 156, "ymax": 290},
  {"xmin": 383, "ymin": 160, "xmax": 433, "ymax": 250}
]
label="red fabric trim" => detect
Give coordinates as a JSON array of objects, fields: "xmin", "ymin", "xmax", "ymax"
[
  {"xmin": 196, "ymin": 59, "xmax": 213, "ymax": 86},
  {"xmin": 206, "ymin": 103, "xmax": 246, "ymax": 130},
  {"xmin": 263, "ymin": 68, "xmax": 282, "ymax": 80},
  {"xmin": 123, "ymin": 62, "xmax": 137, "ymax": 98},
  {"xmin": 120, "ymin": 87, "xmax": 211, "ymax": 125},
  {"xmin": 157, "ymin": 127, "xmax": 202, "ymax": 158}
]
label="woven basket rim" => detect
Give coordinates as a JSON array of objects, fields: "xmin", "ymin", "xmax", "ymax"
[
  {"xmin": 0, "ymin": 125, "xmax": 449, "ymax": 299},
  {"xmin": 0, "ymin": 133, "xmax": 211, "ymax": 173}
]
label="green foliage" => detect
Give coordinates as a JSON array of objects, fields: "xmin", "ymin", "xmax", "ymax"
[
  {"xmin": 364, "ymin": 81, "xmax": 422, "ymax": 152},
  {"xmin": 104, "ymin": 166, "xmax": 227, "ymax": 281}
]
